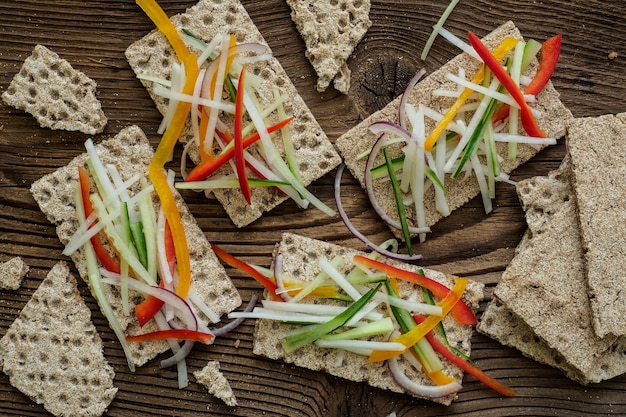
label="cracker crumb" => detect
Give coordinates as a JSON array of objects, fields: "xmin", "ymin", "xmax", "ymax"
[
  {"xmin": 0, "ymin": 257, "xmax": 29, "ymax": 290},
  {"xmin": 608, "ymin": 51, "xmax": 618, "ymax": 60},
  {"xmin": 194, "ymin": 361, "xmax": 237, "ymax": 407}
]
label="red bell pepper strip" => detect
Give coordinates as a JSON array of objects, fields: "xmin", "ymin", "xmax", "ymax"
[
  {"xmin": 491, "ymin": 34, "xmax": 562, "ymax": 126},
  {"xmin": 234, "ymin": 66, "xmax": 251, "ymax": 204},
  {"xmin": 185, "ymin": 116, "xmax": 294, "ymax": 182},
  {"xmin": 413, "ymin": 314, "xmax": 515, "ymax": 397},
  {"xmin": 211, "ymin": 244, "xmax": 282, "ymax": 302},
  {"xmin": 135, "ymin": 220, "xmax": 176, "ymax": 326},
  {"xmin": 77, "ymin": 166, "xmax": 121, "ymax": 274},
  {"xmin": 126, "ymin": 328, "xmax": 214, "ymax": 344},
  {"xmin": 468, "ymin": 31, "xmax": 546, "ymax": 138},
  {"xmin": 352, "ymin": 255, "xmax": 476, "ymax": 325},
  {"xmin": 524, "ymin": 34, "xmax": 562, "ymax": 96}
]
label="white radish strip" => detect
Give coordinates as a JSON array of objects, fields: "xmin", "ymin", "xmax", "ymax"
[
  {"xmin": 136, "ymin": 73, "xmax": 171, "ymax": 87},
  {"xmin": 371, "ymin": 291, "xmax": 442, "ymax": 316},
  {"xmin": 152, "ymin": 311, "xmax": 188, "ymax": 388},
  {"xmin": 154, "ymin": 84, "xmax": 235, "ymax": 113},
  {"xmin": 228, "ymin": 309, "xmax": 336, "ymax": 323},
  {"xmin": 437, "ymin": 26, "xmax": 480, "ymax": 61},
  {"xmin": 189, "ymin": 68, "xmax": 205, "ymax": 157},
  {"xmin": 85, "ymin": 139, "xmax": 120, "ymax": 213},
  {"xmin": 493, "ymin": 134, "xmax": 557, "ymax": 145},
  {"xmin": 446, "ymin": 73, "xmax": 519, "ymax": 107},
  {"xmin": 398, "ymin": 68, "xmax": 427, "ymax": 129},
  {"xmin": 421, "ymin": 0, "xmax": 461, "ymax": 60},
  {"xmin": 319, "ymin": 257, "xmax": 362, "ymax": 301},
  {"xmin": 388, "ymin": 354, "xmax": 462, "ymax": 398},
  {"xmin": 507, "ymin": 41, "xmax": 525, "ymax": 158},
  {"xmin": 434, "ymin": 133, "xmax": 450, "ymax": 216},
  {"xmin": 470, "ymin": 153, "xmax": 492, "ymax": 214},
  {"xmin": 92, "ymin": 194, "xmax": 155, "ymax": 285},
  {"xmin": 156, "ymin": 205, "xmax": 174, "ymax": 285},
  {"xmin": 399, "ymin": 141, "xmax": 415, "ymax": 193},
  {"xmin": 241, "ymin": 92, "xmax": 285, "ymax": 138},
  {"xmin": 261, "ymin": 300, "xmax": 383, "ymax": 321},
  {"xmin": 444, "ymin": 78, "xmax": 500, "ymax": 173},
  {"xmin": 420, "ymin": 105, "xmax": 466, "ymax": 135},
  {"xmin": 345, "ymin": 300, "xmax": 382, "ymax": 327},
  {"xmin": 187, "ymin": 291, "xmax": 221, "ymax": 324},
  {"xmin": 432, "ymin": 89, "xmax": 461, "ymax": 98},
  {"xmin": 158, "ymin": 61, "xmax": 184, "ymax": 134},
  {"xmin": 315, "ymin": 339, "xmax": 406, "ymax": 354},
  {"xmin": 274, "ymin": 88, "xmax": 301, "ymax": 184},
  {"xmin": 496, "ymin": 173, "xmax": 516, "ymax": 185},
  {"xmin": 202, "ymin": 36, "xmax": 231, "ymax": 155},
  {"xmin": 196, "ymin": 33, "xmax": 223, "ymax": 67}
]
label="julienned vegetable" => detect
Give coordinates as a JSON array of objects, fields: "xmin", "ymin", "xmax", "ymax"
[
  {"xmin": 223, "ymin": 243, "xmax": 512, "ymax": 397},
  {"xmin": 345, "ymin": 29, "xmax": 561, "ymax": 252}
]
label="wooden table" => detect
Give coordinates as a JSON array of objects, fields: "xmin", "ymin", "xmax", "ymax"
[{"xmin": 1, "ymin": 1, "xmax": 625, "ymax": 415}]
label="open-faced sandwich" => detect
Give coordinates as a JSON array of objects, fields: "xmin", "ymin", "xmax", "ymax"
[
  {"xmin": 125, "ymin": 0, "xmax": 341, "ymax": 228},
  {"xmin": 335, "ymin": 21, "xmax": 573, "ymax": 253},
  {"xmin": 30, "ymin": 125, "xmax": 242, "ymax": 388},
  {"xmin": 222, "ymin": 233, "xmax": 518, "ymax": 405}
]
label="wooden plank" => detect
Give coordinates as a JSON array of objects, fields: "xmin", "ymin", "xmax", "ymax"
[{"xmin": 0, "ymin": 0, "xmax": 625, "ymax": 416}]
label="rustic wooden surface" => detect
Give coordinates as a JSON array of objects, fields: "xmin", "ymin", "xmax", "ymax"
[{"xmin": 1, "ymin": 0, "xmax": 625, "ymax": 415}]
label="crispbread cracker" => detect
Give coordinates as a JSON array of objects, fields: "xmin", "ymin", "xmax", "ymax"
[
  {"xmin": 0, "ymin": 256, "xmax": 29, "ymax": 290},
  {"xmin": 0, "ymin": 262, "xmax": 117, "ymax": 417},
  {"xmin": 286, "ymin": 0, "xmax": 371, "ymax": 93},
  {"xmin": 252, "ymin": 233, "xmax": 484, "ymax": 405},
  {"xmin": 335, "ymin": 21, "xmax": 573, "ymax": 236},
  {"xmin": 194, "ymin": 360, "xmax": 237, "ymax": 407},
  {"xmin": 479, "ymin": 161, "xmax": 626, "ymax": 383},
  {"xmin": 125, "ymin": 0, "xmax": 341, "ymax": 227},
  {"xmin": 566, "ymin": 113, "xmax": 626, "ymax": 338},
  {"xmin": 2, "ymin": 45, "xmax": 107, "ymax": 135},
  {"xmin": 30, "ymin": 125, "xmax": 241, "ymax": 366}
]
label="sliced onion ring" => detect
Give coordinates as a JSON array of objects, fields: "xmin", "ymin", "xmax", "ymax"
[
  {"xmin": 388, "ymin": 353, "xmax": 462, "ymax": 398},
  {"xmin": 398, "ymin": 68, "xmax": 427, "ymax": 129},
  {"xmin": 334, "ymin": 164, "xmax": 423, "ymax": 261},
  {"xmin": 364, "ymin": 132, "xmax": 431, "ymax": 235},
  {"xmin": 210, "ymin": 294, "xmax": 259, "ymax": 337}
]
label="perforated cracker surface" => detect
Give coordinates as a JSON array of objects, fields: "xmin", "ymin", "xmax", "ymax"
[
  {"xmin": 0, "ymin": 262, "xmax": 117, "ymax": 417},
  {"xmin": 2, "ymin": 45, "xmax": 107, "ymax": 134}
]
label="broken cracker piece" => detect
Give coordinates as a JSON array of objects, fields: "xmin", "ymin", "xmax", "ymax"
[
  {"xmin": 0, "ymin": 256, "xmax": 29, "ymax": 290},
  {"xmin": 2, "ymin": 45, "xmax": 107, "ymax": 135},
  {"xmin": 0, "ymin": 262, "xmax": 117, "ymax": 417},
  {"xmin": 286, "ymin": 0, "xmax": 371, "ymax": 93},
  {"xmin": 194, "ymin": 361, "xmax": 237, "ymax": 407}
]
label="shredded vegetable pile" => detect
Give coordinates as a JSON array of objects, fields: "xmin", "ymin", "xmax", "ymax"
[
  {"xmin": 341, "ymin": 28, "xmax": 562, "ymax": 255},
  {"xmin": 135, "ymin": 0, "xmax": 334, "ymax": 217},
  {"xmin": 222, "ymin": 247, "xmax": 515, "ymax": 398},
  {"xmin": 65, "ymin": 140, "xmax": 255, "ymax": 389}
]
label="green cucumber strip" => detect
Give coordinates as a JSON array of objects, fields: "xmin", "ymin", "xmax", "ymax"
[
  {"xmin": 370, "ymin": 155, "xmax": 404, "ymax": 179},
  {"xmin": 282, "ymin": 283, "xmax": 382, "ymax": 353},
  {"xmin": 385, "ymin": 281, "xmax": 443, "ymax": 374},
  {"xmin": 384, "ymin": 147, "xmax": 413, "ymax": 256},
  {"xmin": 521, "ymin": 39, "xmax": 542, "ymax": 73},
  {"xmin": 321, "ymin": 317, "xmax": 394, "ymax": 341},
  {"xmin": 129, "ymin": 222, "xmax": 148, "ymax": 269},
  {"xmin": 137, "ymin": 181, "xmax": 158, "ymax": 281}
]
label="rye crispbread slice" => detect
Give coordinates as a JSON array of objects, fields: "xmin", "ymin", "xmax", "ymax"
[
  {"xmin": 252, "ymin": 233, "xmax": 484, "ymax": 405},
  {"xmin": 0, "ymin": 262, "xmax": 117, "ymax": 417},
  {"xmin": 2, "ymin": 45, "xmax": 107, "ymax": 135},
  {"xmin": 478, "ymin": 160, "xmax": 626, "ymax": 384},
  {"xmin": 286, "ymin": 0, "xmax": 371, "ymax": 93},
  {"xmin": 125, "ymin": 0, "xmax": 341, "ymax": 227},
  {"xmin": 566, "ymin": 113, "xmax": 626, "ymax": 338},
  {"xmin": 0, "ymin": 256, "xmax": 29, "ymax": 290},
  {"xmin": 30, "ymin": 125, "xmax": 241, "ymax": 366},
  {"xmin": 194, "ymin": 360, "xmax": 237, "ymax": 407},
  {"xmin": 335, "ymin": 21, "xmax": 573, "ymax": 236}
]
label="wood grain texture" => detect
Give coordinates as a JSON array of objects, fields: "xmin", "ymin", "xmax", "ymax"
[{"xmin": 1, "ymin": 0, "xmax": 625, "ymax": 415}]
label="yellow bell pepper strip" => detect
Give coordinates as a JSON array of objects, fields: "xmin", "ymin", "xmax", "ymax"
[
  {"xmin": 413, "ymin": 314, "xmax": 515, "ymax": 396},
  {"xmin": 211, "ymin": 243, "xmax": 282, "ymax": 302},
  {"xmin": 423, "ymin": 36, "xmax": 519, "ymax": 151},
  {"xmin": 136, "ymin": 0, "xmax": 189, "ymax": 62},
  {"xmin": 368, "ymin": 278, "xmax": 467, "ymax": 362},
  {"xmin": 185, "ymin": 116, "xmax": 294, "ymax": 182},
  {"xmin": 126, "ymin": 329, "xmax": 214, "ymax": 344},
  {"xmin": 353, "ymin": 255, "xmax": 476, "ymax": 325},
  {"xmin": 234, "ymin": 66, "xmax": 251, "ymax": 204},
  {"xmin": 138, "ymin": 0, "xmax": 199, "ymax": 300},
  {"xmin": 468, "ymin": 31, "xmax": 546, "ymax": 139}
]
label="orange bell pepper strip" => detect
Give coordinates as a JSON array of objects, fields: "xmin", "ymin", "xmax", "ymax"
[
  {"xmin": 78, "ymin": 166, "xmax": 121, "ymax": 274},
  {"xmin": 468, "ymin": 31, "xmax": 546, "ymax": 139},
  {"xmin": 368, "ymin": 278, "xmax": 468, "ymax": 362},
  {"xmin": 211, "ymin": 244, "xmax": 282, "ymax": 302},
  {"xmin": 185, "ymin": 116, "xmax": 294, "ymax": 182},
  {"xmin": 352, "ymin": 255, "xmax": 476, "ymax": 325},
  {"xmin": 413, "ymin": 314, "xmax": 515, "ymax": 396},
  {"xmin": 234, "ymin": 66, "xmax": 251, "ymax": 204},
  {"xmin": 138, "ymin": 0, "xmax": 199, "ymax": 300},
  {"xmin": 423, "ymin": 36, "xmax": 519, "ymax": 151},
  {"xmin": 127, "ymin": 329, "xmax": 214, "ymax": 344}
]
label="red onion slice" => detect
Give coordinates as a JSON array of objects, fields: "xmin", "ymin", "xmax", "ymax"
[
  {"xmin": 398, "ymin": 68, "xmax": 427, "ymax": 129},
  {"xmin": 388, "ymin": 354, "xmax": 462, "ymax": 398},
  {"xmin": 334, "ymin": 164, "xmax": 423, "ymax": 261},
  {"xmin": 160, "ymin": 340, "xmax": 195, "ymax": 369},
  {"xmin": 211, "ymin": 294, "xmax": 259, "ymax": 337}
]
